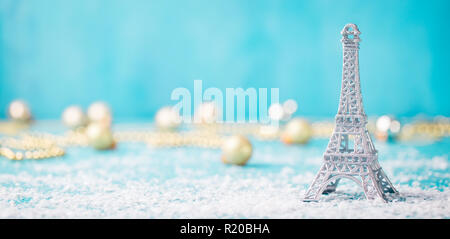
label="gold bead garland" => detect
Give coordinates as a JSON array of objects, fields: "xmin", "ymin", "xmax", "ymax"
[
  {"xmin": 397, "ymin": 122, "xmax": 450, "ymax": 141},
  {"xmin": 0, "ymin": 134, "xmax": 65, "ymax": 160},
  {"xmin": 0, "ymin": 117, "xmax": 449, "ymax": 161},
  {"xmin": 2, "ymin": 100, "xmax": 446, "ymax": 161},
  {"xmin": 193, "ymin": 123, "xmax": 274, "ymax": 138},
  {"xmin": 114, "ymin": 130, "xmax": 224, "ymax": 148}
]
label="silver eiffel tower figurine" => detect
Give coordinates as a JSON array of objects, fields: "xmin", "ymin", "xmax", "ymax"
[{"xmin": 303, "ymin": 24, "xmax": 399, "ymax": 202}]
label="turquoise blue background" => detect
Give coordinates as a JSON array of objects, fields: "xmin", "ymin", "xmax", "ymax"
[{"xmin": 0, "ymin": 0, "xmax": 449, "ymax": 119}]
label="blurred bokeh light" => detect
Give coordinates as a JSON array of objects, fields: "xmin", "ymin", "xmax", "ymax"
[{"xmin": 0, "ymin": 0, "xmax": 448, "ymax": 119}]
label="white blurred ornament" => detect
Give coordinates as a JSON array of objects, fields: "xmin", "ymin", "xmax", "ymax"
[
  {"xmin": 281, "ymin": 118, "xmax": 313, "ymax": 144},
  {"xmin": 8, "ymin": 100, "xmax": 32, "ymax": 122},
  {"xmin": 196, "ymin": 102, "xmax": 220, "ymax": 124},
  {"xmin": 375, "ymin": 115, "xmax": 401, "ymax": 141},
  {"xmin": 268, "ymin": 103, "xmax": 285, "ymax": 121},
  {"xmin": 269, "ymin": 100, "xmax": 298, "ymax": 122},
  {"xmin": 376, "ymin": 115, "xmax": 391, "ymax": 132},
  {"xmin": 62, "ymin": 105, "xmax": 87, "ymax": 129},
  {"xmin": 282, "ymin": 99, "xmax": 298, "ymax": 120},
  {"xmin": 155, "ymin": 106, "xmax": 181, "ymax": 131},
  {"xmin": 86, "ymin": 122, "xmax": 115, "ymax": 150},
  {"xmin": 221, "ymin": 135, "xmax": 252, "ymax": 166},
  {"xmin": 87, "ymin": 101, "xmax": 112, "ymax": 126}
]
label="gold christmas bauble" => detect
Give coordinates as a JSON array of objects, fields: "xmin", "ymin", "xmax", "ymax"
[
  {"xmin": 195, "ymin": 102, "xmax": 220, "ymax": 124},
  {"xmin": 62, "ymin": 105, "xmax": 87, "ymax": 129},
  {"xmin": 281, "ymin": 118, "xmax": 312, "ymax": 144},
  {"xmin": 155, "ymin": 106, "xmax": 181, "ymax": 131},
  {"xmin": 86, "ymin": 122, "xmax": 115, "ymax": 150},
  {"xmin": 87, "ymin": 101, "xmax": 112, "ymax": 126},
  {"xmin": 221, "ymin": 135, "xmax": 252, "ymax": 166},
  {"xmin": 8, "ymin": 100, "xmax": 32, "ymax": 122}
]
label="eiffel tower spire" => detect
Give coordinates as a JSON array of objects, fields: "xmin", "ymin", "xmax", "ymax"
[
  {"xmin": 338, "ymin": 24, "xmax": 365, "ymax": 120},
  {"xmin": 303, "ymin": 24, "xmax": 399, "ymax": 202}
]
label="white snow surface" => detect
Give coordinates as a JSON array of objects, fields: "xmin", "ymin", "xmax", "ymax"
[{"xmin": 0, "ymin": 137, "xmax": 448, "ymax": 218}]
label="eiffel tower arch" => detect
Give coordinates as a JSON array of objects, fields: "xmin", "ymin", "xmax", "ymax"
[{"xmin": 303, "ymin": 24, "xmax": 399, "ymax": 202}]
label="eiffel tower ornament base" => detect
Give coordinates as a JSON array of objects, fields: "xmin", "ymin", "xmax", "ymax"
[
  {"xmin": 302, "ymin": 154, "xmax": 400, "ymax": 202},
  {"xmin": 302, "ymin": 23, "xmax": 399, "ymax": 202}
]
